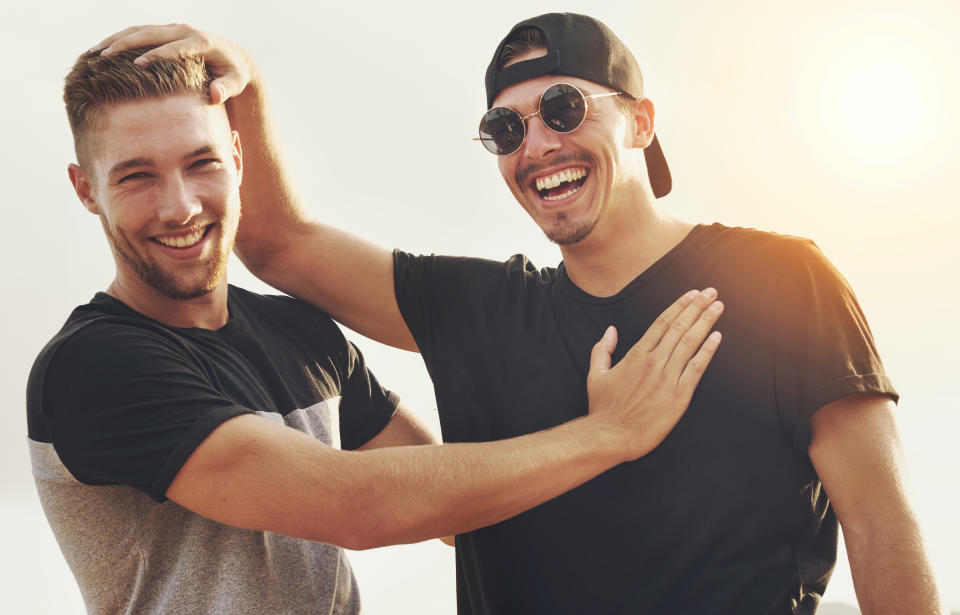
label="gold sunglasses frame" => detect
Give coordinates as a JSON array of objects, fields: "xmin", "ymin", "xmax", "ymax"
[{"xmin": 474, "ymin": 83, "xmax": 622, "ymax": 155}]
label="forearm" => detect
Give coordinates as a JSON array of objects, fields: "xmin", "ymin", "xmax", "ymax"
[
  {"xmin": 171, "ymin": 413, "xmax": 623, "ymax": 549},
  {"xmin": 284, "ymin": 416, "xmax": 623, "ymax": 549},
  {"xmin": 845, "ymin": 514, "xmax": 943, "ymax": 615},
  {"xmin": 226, "ymin": 75, "xmax": 306, "ymax": 270}
]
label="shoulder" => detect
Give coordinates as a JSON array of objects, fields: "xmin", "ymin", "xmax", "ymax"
[
  {"xmin": 699, "ymin": 222, "xmax": 817, "ymax": 255},
  {"xmin": 26, "ymin": 299, "xmax": 198, "ymax": 441},
  {"xmin": 228, "ymin": 285, "xmax": 345, "ymax": 341},
  {"xmin": 697, "ymin": 223, "xmax": 835, "ymax": 278},
  {"xmin": 30, "ymin": 296, "xmax": 186, "ymax": 378},
  {"xmin": 393, "ymin": 249, "xmax": 558, "ymax": 286}
]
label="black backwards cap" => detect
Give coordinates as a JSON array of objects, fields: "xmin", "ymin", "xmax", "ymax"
[{"xmin": 484, "ymin": 12, "xmax": 672, "ymax": 198}]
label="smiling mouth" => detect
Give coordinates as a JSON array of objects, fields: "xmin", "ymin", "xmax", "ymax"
[
  {"xmin": 152, "ymin": 225, "xmax": 212, "ymax": 249},
  {"xmin": 534, "ymin": 167, "xmax": 588, "ymax": 201}
]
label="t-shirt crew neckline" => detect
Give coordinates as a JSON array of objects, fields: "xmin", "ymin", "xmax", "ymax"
[
  {"xmin": 557, "ymin": 223, "xmax": 711, "ymax": 304},
  {"xmin": 90, "ymin": 286, "xmax": 244, "ymax": 335}
]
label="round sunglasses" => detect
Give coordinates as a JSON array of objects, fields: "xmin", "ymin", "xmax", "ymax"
[{"xmin": 476, "ymin": 83, "xmax": 621, "ymax": 156}]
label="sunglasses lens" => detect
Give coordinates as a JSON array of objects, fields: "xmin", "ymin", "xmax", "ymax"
[
  {"xmin": 479, "ymin": 107, "xmax": 525, "ymax": 155},
  {"xmin": 540, "ymin": 84, "xmax": 587, "ymax": 133}
]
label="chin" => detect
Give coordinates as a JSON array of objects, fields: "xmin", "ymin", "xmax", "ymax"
[
  {"xmin": 543, "ymin": 214, "xmax": 600, "ymax": 246},
  {"xmin": 141, "ymin": 257, "xmax": 228, "ymax": 300}
]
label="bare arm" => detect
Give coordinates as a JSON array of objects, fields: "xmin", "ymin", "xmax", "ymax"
[
  {"xmin": 357, "ymin": 404, "xmax": 440, "ymax": 451},
  {"xmin": 95, "ymin": 25, "xmax": 415, "ymax": 350},
  {"xmin": 165, "ymin": 289, "xmax": 723, "ymax": 550},
  {"xmin": 809, "ymin": 394, "xmax": 943, "ymax": 615}
]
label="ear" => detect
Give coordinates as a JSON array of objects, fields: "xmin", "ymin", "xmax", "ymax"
[
  {"xmin": 68, "ymin": 163, "xmax": 101, "ymax": 215},
  {"xmin": 627, "ymin": 97, "xmax": 656, "ymax": 150},
  {"xmin": 231, "ymin": 130, "xmax": 243, "ymax": 186}
]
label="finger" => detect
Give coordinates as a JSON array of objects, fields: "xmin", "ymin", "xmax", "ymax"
[
  {"xmin": 209, "ymin": 71, "xmax": 244, "ymax": 104},
  {"xmin": 132, "ymin": 35, "xmax": 230, "ymax": 70},
  {"xmin": 632, "ymin": 289, "xmax": 700, "ymax": 354},
  {"xmin": 663, "ymin": 300, "xmax": 724, "ymax": 378},
  {"xmin": 676, "ymin": 330, "xmax": 722, "ymax": 394},
  {"xmin": 90, "ymin": 25, "xmax": 155, "ymax": 52},
  {"xmin": 100, "ymin": 24, "xmax": 195, "ymax": 56},
  {"xmin": 650, "ymin": 287, "xmax": 718, "ymax": 359},
  {"xmin": 587, "ymin": 326, "xmax": 618, "ymax": 381}
]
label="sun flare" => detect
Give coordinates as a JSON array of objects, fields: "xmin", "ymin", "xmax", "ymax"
[{"xmin": 790, "ymin": 8, "xmax": 951, "ymax": 186}]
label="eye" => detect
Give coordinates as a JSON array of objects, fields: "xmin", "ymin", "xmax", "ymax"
[
  {"xmin": 190, "ymin": 158, "xmax": 222, "ymax": 170},
  {"xmin": 117, "ymin": 171, "xmax": 149, "ymax": 184}
]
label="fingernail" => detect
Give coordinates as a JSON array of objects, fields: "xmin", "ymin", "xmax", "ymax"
[
  {"xmin": 685, "ymin": 289, "xmax": 700, "ymax": 300},
  {"xmin": 702, "ymin": 287, "xmax": 718, "ymax": 299},
  {"xmin": 708, "ymin": 331, "xmax": 722, "ymax": 343},
  {"xmin": 709, "ymin": 301, "xmax": 724, "ymax": 312}
]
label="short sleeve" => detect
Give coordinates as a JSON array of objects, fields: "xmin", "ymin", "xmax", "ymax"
[
  {"xmin": 393, "ymin": 250, "xmax": 454, "ymax": 364},
  {"xmin": 393, "ymin": 250, "xmax": 531, "ymax": 369},
  {"xmin": 337, "ymin": 341, "xmax": 399, "ymax": 450},
  {"xmin": 772, "ymin": 240, "xmax": 897, "ymax": 452},
  {"xmin": 40, "ymin": 322, "xmax": 250, "ymax": 502}
]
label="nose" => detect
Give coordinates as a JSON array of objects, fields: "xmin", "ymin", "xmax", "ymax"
[
  {"xmin": 157, "ymin": 174, "xmax": 202, "ymax": 224},
  {"xmin": 521, "ymin": 113, "xmax": 562, "ymax": 159}
]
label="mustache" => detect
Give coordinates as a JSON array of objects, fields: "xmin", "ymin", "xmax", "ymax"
[
  {"xmin": 154, "ymin": 220, "xmax": 218, "ymax": 234},
  {"xmin": 516, "ymin": 152, "xmax": 596, "ymax": 187}
]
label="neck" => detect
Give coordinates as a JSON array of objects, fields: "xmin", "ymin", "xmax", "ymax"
[
  {"xmin": 106, "ymin": 273, "xmax": 230, "ymax": 330},
  {"xmin": 559, "ymin": 197, "xmax": 694, "ymax": 298}
]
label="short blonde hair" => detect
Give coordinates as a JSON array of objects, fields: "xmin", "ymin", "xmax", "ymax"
[{"xmin": 64, "ymin": 47, "xmax": 212, "ymax": 167}]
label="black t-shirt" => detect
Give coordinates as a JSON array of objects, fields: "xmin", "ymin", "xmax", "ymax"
[
  {"xmin": 28, "ymin": 285, "xmax": 398, "ymax": 502},
  {"xmin": 394, "ymin": 223, "xmax": 896, "ymax": 615}
]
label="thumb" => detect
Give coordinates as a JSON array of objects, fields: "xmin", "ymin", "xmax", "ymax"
[{"xmin": 588, "ymin": 326, "xmax": 618, "ymax": 379}]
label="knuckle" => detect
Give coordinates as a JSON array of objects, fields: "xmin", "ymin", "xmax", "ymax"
[{"xmin": 688, "ymin": 357, "xmax": 705, "ymax": 374}]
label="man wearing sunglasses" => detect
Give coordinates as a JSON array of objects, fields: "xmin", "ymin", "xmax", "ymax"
[{"xmin": 96, "ymin": 11, "xmax": 941, "ymax": 614}]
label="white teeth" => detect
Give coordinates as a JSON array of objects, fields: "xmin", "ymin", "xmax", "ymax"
[
  {"xmin": 544, "ymin": 184, "xmax": 583, "ymax": 201},
  {"xmin": 156, "ymin": 229, "xmax": 203, "ymax": 248},
  {"xmin": 535, "ymin": 167, "xmax": 586, "ymax": 192}
]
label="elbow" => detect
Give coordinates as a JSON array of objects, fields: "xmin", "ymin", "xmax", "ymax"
[{"xmin": 331, "ymin": 519, "xmax": 396, "ymax": 551}]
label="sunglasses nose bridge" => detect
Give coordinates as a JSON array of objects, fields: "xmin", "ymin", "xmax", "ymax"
[{"xmin": 521, "ymin": 107, "xmax": 564, "ymax": 158}]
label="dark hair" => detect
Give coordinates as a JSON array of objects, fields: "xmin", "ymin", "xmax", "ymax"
[
  {"xmin": 64, "ymin": 47, "xmax": 212, "ymax": 167},
  {"xmin": 496, "ymin": 26, "xmax": 545, "ymax": 69}
]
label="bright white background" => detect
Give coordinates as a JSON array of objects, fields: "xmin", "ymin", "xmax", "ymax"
[{"xmin": 1, "ymin": 0, "xmax": 957, "ymax": 612}]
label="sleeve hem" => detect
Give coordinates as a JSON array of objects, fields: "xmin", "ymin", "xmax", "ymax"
[
  {"xmin": 148, "ymin": 406, "xmax": 252, "ymax": 502},
  {"xmin": 344, "ymin": 391, "xmax": 401, "ymax": 450},
  {"xmin": 793, "ymin": 373, "xmax": 899, "ymax": 452}
]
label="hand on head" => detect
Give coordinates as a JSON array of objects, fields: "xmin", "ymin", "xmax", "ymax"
[{"xmin": 91, "ymin": 24, "xmax": 255, "ymax": 105}]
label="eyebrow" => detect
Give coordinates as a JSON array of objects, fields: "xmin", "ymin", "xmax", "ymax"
[{"xmin": 107, "ymin": 146, "xmax": 220, "ymax": 177}]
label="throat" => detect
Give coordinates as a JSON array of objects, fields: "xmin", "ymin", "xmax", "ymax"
[{"xmin": 561, "ymin": 218, "xmax": 697, "ymax": 298}]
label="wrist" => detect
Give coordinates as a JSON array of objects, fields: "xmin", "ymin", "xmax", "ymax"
[{"xmin": 576, "ymin": 414, "xmax": 631, "ymax": 467}]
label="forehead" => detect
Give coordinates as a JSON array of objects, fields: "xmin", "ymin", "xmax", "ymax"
[{"xmin": 87, "ymin": 94, "xmax": 231, "ymax": 171}]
